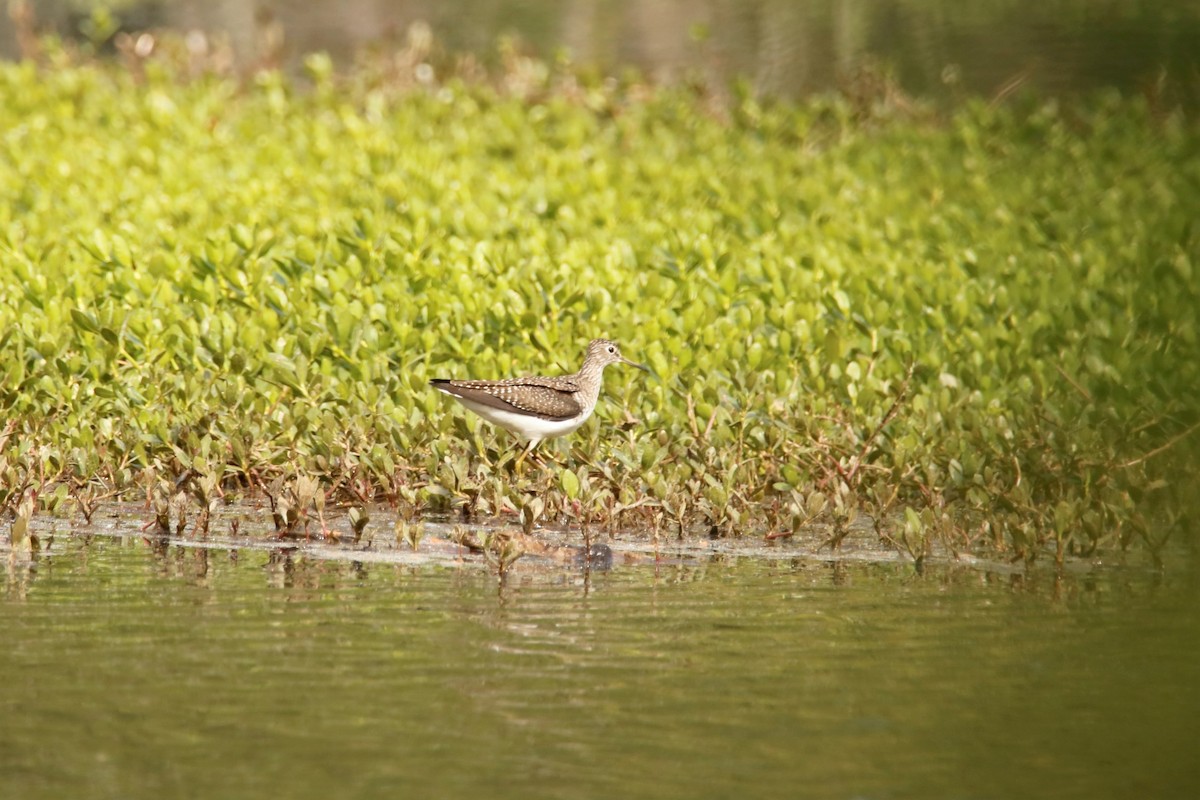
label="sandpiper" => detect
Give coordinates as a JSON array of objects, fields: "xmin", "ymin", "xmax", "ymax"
[{"xmin": 431, "ymin": 339, "xmax": 648, "ymax": 467}]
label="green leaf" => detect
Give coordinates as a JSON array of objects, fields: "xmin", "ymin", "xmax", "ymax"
[
  {"xmin": 70, "ymin": 308, "xmax": 100, "ymax": 334},
  {"xmin": 560, "ymin": 467, "xmax": 580, "ymax": 499}
]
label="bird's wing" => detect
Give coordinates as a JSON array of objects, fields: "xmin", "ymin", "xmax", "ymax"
[{"xmin": 432, "ymin": 376, "xmax": 583, "ymax": 421}]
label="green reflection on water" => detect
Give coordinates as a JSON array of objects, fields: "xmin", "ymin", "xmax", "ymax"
[{"xmin": 3, "ymin": 537, "xmax": 1198, "ymax": 800}]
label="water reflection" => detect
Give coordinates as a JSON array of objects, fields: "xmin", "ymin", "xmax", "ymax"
[
  {"xmin": 2, "ymin": 532, "xmax": 1198, "ymax": 799},
  {"xmin": 5, "ymin": 522, "xmax": 1185, "ymax": 604},
  {"xmin": 5, "ymin": 0, "xmax": 1200, "ymax": 103}
]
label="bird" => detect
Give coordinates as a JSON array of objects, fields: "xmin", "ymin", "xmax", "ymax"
[{"xmin": 431, "ymin": 339, "xmax": 648, "ymax": 468}]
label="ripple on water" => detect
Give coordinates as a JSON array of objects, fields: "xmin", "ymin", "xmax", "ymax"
[{"xmin": 2, "ymin": 516, "xmax": 1197, "ymax": 800}]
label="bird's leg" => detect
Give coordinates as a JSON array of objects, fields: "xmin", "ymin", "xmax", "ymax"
[{"xmin": 513, "ymin": 439, "xmax": 541, "ymax": 475}]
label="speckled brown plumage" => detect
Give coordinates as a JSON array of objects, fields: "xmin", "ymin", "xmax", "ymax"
[{"xmin": 429, "ymin": 376, "xmax": 584, "ymax": 421}]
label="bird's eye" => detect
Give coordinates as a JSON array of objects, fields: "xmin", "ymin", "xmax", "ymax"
[{"xmin": 607, "ymin": 346, "xmax": 615, "ymax": 353}]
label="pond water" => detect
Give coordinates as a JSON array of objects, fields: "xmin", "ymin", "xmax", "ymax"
[
  {"xmin": 3, "ymin": 510, "xmax": 1198, "ymax": 799},
  {"xmin": 5, "ymin": 0, "xmax": 1200, "ymax": 104}
]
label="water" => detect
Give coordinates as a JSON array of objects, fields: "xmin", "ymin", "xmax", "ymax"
[
  {"xmin": 5, "ymin": 1, "xmax": 1200, "ymax": 104},
  {"xmin": 3, "ymin": 523, "xmax": 1198, "ymax": 799}
]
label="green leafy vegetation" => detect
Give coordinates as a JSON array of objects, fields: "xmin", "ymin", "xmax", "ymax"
[{"xmin": 0, "ymin": 35, "xmax": 1196, "ymax": 563}]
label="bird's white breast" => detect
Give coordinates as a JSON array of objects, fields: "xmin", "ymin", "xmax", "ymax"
[{"xmin": 440, "ymin": 392, "xmax": 590, "ymax": 442}]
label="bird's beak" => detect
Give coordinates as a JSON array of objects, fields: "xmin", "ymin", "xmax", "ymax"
[{"xmin": 622, "ymin": 356, "xmax": 650, "ymax": 372}]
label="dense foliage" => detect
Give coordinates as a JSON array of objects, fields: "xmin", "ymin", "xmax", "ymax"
[{"xmin": 1, "ymin": 37, "xmax": 1196, "ymax": 562}]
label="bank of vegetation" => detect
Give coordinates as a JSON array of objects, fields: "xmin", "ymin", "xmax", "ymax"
[{"xmin": 1, "ymin": 29, "xmax": 1196, "ymax": 564}]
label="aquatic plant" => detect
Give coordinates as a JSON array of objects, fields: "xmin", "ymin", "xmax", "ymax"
[{"xmin": 0, "ymin": 32, "xmax": 1196, "ymax": 562}]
